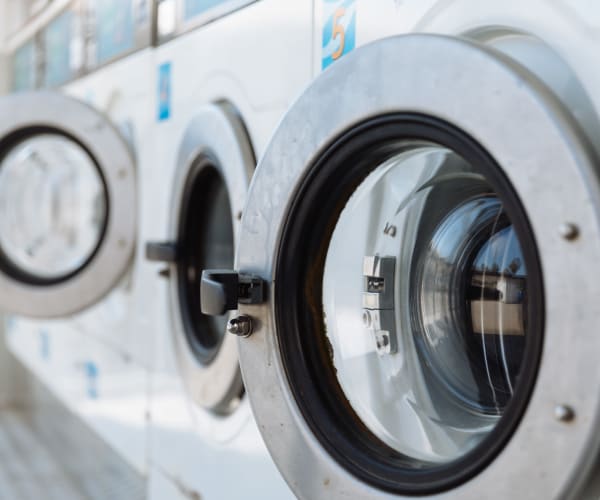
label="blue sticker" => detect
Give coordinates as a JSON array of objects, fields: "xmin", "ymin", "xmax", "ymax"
[
  {"xmin": 322, "ymin": 0, "xmax": 356, "ymax": 70},
  {"xmin": 84, "ymin": 361, "xmax": 99, "ymax": 399},
  {"xmin": 39, "ymin": 330, "xmax": 50, "ymax": 361},
  {"xmin": 184, "ymin": 0, "xmax": 232, "ymax": 21},
  {"xmin": 5, "ymin": 317, "xmax": 15, "ymax": 332},
  {"xmin": 158, "ymin": 62, "xmax": 171, "ymax": 121}
]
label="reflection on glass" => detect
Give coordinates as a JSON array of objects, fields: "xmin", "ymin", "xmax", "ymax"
[
  {"xmin": 12, "ymin": 40, "xmax": 36, "ymax": 92},
  {"xmin": 43, "ymin": 10, "xmax": 76, "ymax": 87},
  {"xmin": 95, "ymin": 0, "xmax": 135, "ymax": 64},
  {"xmin": 179, "ymin": 165, "xmax": 234, "ymax": 362},
  {"xmin": 322, "ymin": 144, "xmax": 531, "ymax": 464},
  {"xmin": 0, "ymin": 135, "xmax": 107, "ymax": 281},
  {"xmin": 184, "ymin": 0, "xmax": 237, "ymax": 21}
]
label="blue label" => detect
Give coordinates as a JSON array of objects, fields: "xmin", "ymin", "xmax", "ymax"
[
  {"xmin": 12, "ymin": 41, "xmax": 36, "ymax": 92},
  {"xmin": 84, "ymin": 361, "xmax": 99, "ymax": 399},
  {"xmin": 39, "ymin": 330, "xmax": 50, "ymax": 361},
  {"xmin": 184, "ymin": 0, "xmax": 232, "ymax": 21},
  {"xmin": 322, "ymin": 0, "xmax": 356, "ymax": 70},
  {"xmin": 158, "ymin": 62, "xmax": 171, "ymax": 121}
]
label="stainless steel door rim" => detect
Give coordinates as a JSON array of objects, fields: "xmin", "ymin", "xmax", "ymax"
[{"xmin": 234, "ymin": 35, "xmax": 600, "ymax": 499}]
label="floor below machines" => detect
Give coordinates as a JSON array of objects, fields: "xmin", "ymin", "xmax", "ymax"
[
  {"xmin": 0, "ymin": 409, "xmax": 91, "ymax": 500},
  {"xmin": 0, "ymin": 352, "xmax": 146, "ymax": 500}
]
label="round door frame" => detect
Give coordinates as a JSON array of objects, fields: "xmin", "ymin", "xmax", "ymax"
[
  {"xmin": 0, "ymin": 91, "xmax": 136, "ymax": 318},
  {"xmin": 236, "ymin": 35, "xmax": 600, "ymax": 498},
  {"xmin": 168, "ymin": 102, "xmax": 254, "ymax": 414}
]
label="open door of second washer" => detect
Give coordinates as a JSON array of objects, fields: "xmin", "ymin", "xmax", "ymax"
[
  {"xmin": 146, "ymin": 102, "xmax": 254, "ymax": 415},
  {"xmin": 0, "ymin": 91, "xmax": 136, "ymax": 318}
]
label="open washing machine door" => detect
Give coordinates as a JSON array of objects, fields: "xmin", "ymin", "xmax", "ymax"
[
  {"xmin": 0, "ymin": 91, "xmax": 136, "ymax": 318},
  {"xmin": 146, "ymin": 102, "xmax": 254, "ymax": 415},
  {"xmin": 200, "ymin": 35, "xmax": 600, "ymax": 498}
]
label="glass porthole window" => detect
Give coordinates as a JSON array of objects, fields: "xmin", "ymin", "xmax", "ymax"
[
  {"xmin": 276, "ymin": 115, "xmax": 543, "ymax": 493},
  {"xmin": 324, "ymin": 146, "xmax": 528, "ymax": 462},
  {"xmin": 0, "ymin": 134, "xmax": 107, "ymax": 283},
  {"xmin": 177, "ymin": 158, "xmax": 235, "ymax": 365}
]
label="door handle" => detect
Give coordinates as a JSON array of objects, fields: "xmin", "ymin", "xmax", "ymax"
[
  {"xmin": 201, "ymin": 270, "xmax": 265, "ymax": 316},
  {"xmin": 145, "ymin": 241, "xmax": 179, "ymax": 262}
]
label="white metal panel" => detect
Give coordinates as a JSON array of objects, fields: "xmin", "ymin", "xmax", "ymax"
[
  {"xmin": 147, "ymin": 1, "xmax": 312, "ymax": 497},
  {"xmin": 62, "ymin": 48, "xmax": 155, "ymax": 368}
]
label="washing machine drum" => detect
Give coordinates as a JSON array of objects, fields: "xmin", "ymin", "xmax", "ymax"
[{"xmin": 201, "ymin": 35, "xmax": 600, "ymax": 498}]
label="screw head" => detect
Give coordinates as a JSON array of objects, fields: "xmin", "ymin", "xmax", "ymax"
[
  {"xmin": 227, "ymin": 315, "xmax": 253, "ymax": 338},
  {"xmin": 559, "ymin": 223, "xmax": 579, "ymax": 241},
  {"xmin": 554, "ymin": 404, "xmax": 575, "ymax": 423}
]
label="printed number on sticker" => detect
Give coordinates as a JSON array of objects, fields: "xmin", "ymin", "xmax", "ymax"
[{"xmin": 322, "ymin": 0, "xmax": 356, "ymax": 70}]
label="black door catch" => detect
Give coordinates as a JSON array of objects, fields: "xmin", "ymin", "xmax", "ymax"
[{"xmin": 201, "ymin": 270, "xmax": 265, "ymax": 316}]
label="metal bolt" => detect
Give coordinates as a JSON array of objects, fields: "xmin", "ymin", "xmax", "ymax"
[
  {"xmin": 559, "ymin": 223, "xmax": 579, "ymax": 241},
  {"xmin": 554, "ymin": 404, "xmax": 575, "ymax": 423},
  {"xmin": 227, "ymin": 315, "xmax": 253, "ymax": 338}
]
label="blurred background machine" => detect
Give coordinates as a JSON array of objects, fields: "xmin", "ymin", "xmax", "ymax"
[
  {"xmin": 143, "ymin": 1, "xmax": 311, "ymax": 498},
  {"xmin": 0, "ymin": 0, "xmax": 311, "ymax": 498}
]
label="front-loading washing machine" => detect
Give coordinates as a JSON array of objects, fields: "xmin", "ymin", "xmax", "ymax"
[
  {"xmin": 143, "ymin": 1, "xmax": 313, "ymax": 498},
  {"xmin": 0, "ymin": 88, "xmax": 144, "ymax": 496},
  {"xmin": 2, "ymin": 0, "xmax": 154, "ymax": 489},
  {"xmin": 199, "ymin": 1, "xmax": 600, "ymax": 499}
]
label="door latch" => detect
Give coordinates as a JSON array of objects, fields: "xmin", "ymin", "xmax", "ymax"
[
  {"xmin": 201, "ymin": 270, "xmax": 265, "ymax": 316},
  {"xmin": 363, "ymin": 255, "xmax": 398, "ymax": 355},
  {"xmin": 145, "ymin": 241, "xmax": 179, "ymax": 262}
]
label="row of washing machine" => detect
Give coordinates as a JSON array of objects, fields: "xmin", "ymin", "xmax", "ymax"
[{"xmin": 2, "ymin": 1, "xmax": 600, "ymax": 499}]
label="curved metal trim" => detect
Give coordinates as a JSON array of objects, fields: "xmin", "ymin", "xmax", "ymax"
[
  {"xmin": 0, "ymin": 91, "xmax": 136, "ymax": 318},
  {"xmin": 168, "ymin": 102, "xmax": 254, "ymax": 413}
]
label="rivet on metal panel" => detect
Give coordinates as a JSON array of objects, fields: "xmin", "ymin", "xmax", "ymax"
[
  {"xmin": 554, "ymin": 404, "xmax": 576, "ymax": 423},
  {"xmin": 559, "ymin": 223, "xmax": 579, "ymax": 241}
]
